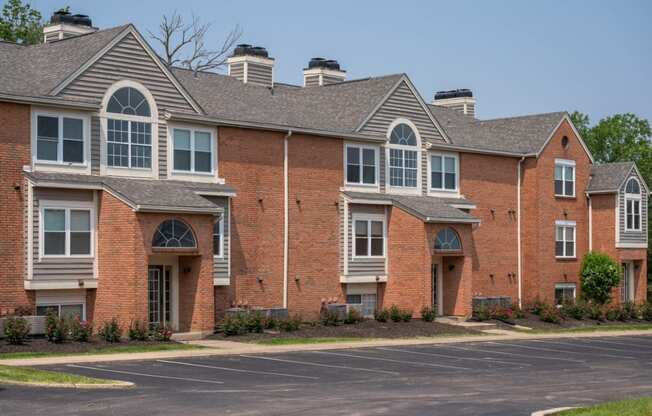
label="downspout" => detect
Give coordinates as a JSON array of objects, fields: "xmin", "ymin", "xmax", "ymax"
[
  {"xmin": 283, "ymin": 130, "xmax": 293, "ymax": 309},
  {"xmin": 517, "ymin": 156, "xmax": 525, "ymax": 309},
  {"xmin": 587, "ymin": 193, "xmax": 592, "ymax": 251}
]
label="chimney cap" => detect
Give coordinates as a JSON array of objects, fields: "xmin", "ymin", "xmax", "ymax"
[
  {"xmin": 306, "ymin": 57, "xmax": 344, "ymax": 72},
  {"xmin": 232, "ymin": 44, "xmax": 270, "ymax": 58},
  {"xmin": 49, "ymin": 10, "xmax": 93, "ymax": 27},
  {"xmin": 434, "ymin": 89, "xmax": 473, "ymax": 100}
]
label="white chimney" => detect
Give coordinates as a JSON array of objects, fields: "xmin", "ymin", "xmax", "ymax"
[
  {"xmin": 43, "ymin": 10, "xmax": 97, "ymax": 43},
  {"xmin": 432, "ymin": 89, "xmax": 476, "ymax": 117},
  {"xmin": 227, "ymin": 44, "xmax": 275, "ymax": 87},
  {"xmin": 303, "ymin": 58, "xmax": 346, "ymax": 87}
]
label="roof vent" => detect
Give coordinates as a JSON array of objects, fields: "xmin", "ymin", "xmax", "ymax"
[
  {"xmin": 43, "ymin": 9, "xmax": 97, "ymax": 43},
  {"xmin": 432, "ymin": 89, "xmax": 476, "ymax": 117},
  {"xmin": 303, "ymin": 57, "xmax": 346, "ymax": 87},
  {"xmin": 227, "ymin": 44, "xmax": 275, "ymax": 87}
]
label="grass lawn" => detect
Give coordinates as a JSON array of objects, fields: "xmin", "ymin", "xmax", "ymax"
[
  {"xmin": 557, "ymin": 397, "xmax": 652, "ymax": 415},
  {"xmin": 0, "ymin": 342, "xmax": 204, "ymax": 360},
  {"xmin": 0, "ymin": 364, "xmax": 122, "ymax": 386}
]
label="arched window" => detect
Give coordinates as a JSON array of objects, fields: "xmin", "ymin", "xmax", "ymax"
[
  {"xmin": 434, "ymin": 227, "xmax": 461, "ymax": 252},
  {"xmin": 388, "ymin": 122, "xmax": 419, "ymax": 189},
  {"xmin": 152, "ymin": 220, "xmax": 196, "ymax": 248},
  {"xmin": 104, "ymin": 85, "xmax": 154, "ymax": 169},
  {"xmin": 625, "ymin": 177, "xmax": 642, "ymax": 231}
]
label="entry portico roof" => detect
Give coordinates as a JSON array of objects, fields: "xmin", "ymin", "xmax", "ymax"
[
  {"xmin": 24, "ymin": 170, "xmax": 236, "ymax": 214},
  {"xmin": 342, "ymin": 191, "xmax": 480, "ymax": 224}
]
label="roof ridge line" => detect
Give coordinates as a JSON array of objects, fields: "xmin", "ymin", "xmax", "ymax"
[{"xmin": 478, "ymin": 111, "xmax": 566, "ymax": 123}]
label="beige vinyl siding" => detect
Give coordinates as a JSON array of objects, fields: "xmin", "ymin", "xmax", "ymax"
[
  {"xmin": 32, "ymin": 188, "xmax": 95, "ymax": 281},
  {"xmin": 347, "ymin": 205, "xmax": 386, "ymax": 276},
  {"xmin": 57, "ymin": 32, "xmax": 198, "ymax": 179},
  {"xmin": 246, "ymin": 62, "xmax": 273, "ymax": 87},
  {"xmin": 304, "ymin": 75, "xmax": 320, "ymax": 87},
  {"xmin": 229, "ymin": 62, "xmax": 245, "ymax": 81},
  {"xmin": 322, "ymin": 75, "xmax": 344, "ymax": 85},
  {"xmin": 203, "ymin": 196, "xmax": 230, "ymax": 281},
  {"xmin": 619, "ymin": 171, "xmax": 648, "ymax": 245},
  {"xmin": 90, "ymin": 116, "xmax": 101, "ymax": 174}
]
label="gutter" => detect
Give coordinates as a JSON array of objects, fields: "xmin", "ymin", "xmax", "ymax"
[
  {"xmin": 517, "ymin": 156, "xmax": 524, "ymax": 309},
  {"xmin": 0, "ymin": 93, "xmax": 99, "ymax": 110},
  {"xmin": 283, "ymin": 130, "xmax": 293, "ymax": 309}
]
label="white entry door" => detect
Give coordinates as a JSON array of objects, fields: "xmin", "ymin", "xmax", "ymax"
[{"xmin": 148, "ymin": 265, "xmax": 171, "ymax": 328}]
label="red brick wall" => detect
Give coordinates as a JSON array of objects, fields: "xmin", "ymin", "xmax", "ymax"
[{"xmin": 0, "ymin": 102, "xmax": 32, "ymax": 313}]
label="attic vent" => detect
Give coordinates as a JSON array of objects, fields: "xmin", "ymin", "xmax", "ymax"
[
  {"xmin": 227, "ymin": 44, "xmax": 275, "ymax": 87},
  {"xmin": 303, "ymin": 57, "xmax": 346, "ymax": 87},
  {"xmin": 43, "ymin": 9, "xmax": 97, "ymax": 43},
  {"xmin": 432, "ymin": 89, "xmax": 476, "ymax": 117}
]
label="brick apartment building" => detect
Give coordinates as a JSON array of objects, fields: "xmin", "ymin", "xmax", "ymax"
[{"xmin": 0, "ymin": 11, "xmax": 647, "ymax": 336}]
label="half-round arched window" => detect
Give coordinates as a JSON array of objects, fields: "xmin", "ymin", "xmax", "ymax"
[
  {"xmin": 625, "ymin": 177, "xmax": 642, "ymax": 231},
  {"xmin": 107, "ymin": 87, "xmax": 151, "ymax": 117},
  {"xmin": 626, "ymin": 178, "xmax": 641, "ymax": 195},
  {"xmin": 434, "ymin": 227, "xmax": 462, "ymax": 252},
  {"xmin": 152, "ymin": 220, "xmax": 196, "ymax": 248},
  {"xmin": 389, "ymin": 123, "xmax": 417, "ymax": 146}
]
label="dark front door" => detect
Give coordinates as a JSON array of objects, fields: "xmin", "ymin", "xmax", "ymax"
[
  {"xmin": 148, "ymin": 265, "xmax": 171, "ymax": 328},
  {"xmin": 431, "ymin": 263, "xmax": 438, "ymax": 310}
]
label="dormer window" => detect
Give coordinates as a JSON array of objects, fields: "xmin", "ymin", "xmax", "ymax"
[
  {"xmin": 106, "ymin": 87, "xmax": 153, "ymax": 169},
  {"xmin": 387, "ymin": 122, "xmax": 420, "ymax": 191},
  {"xmin": 625, "ymin": 178, "xmax": 642, "ymax": 231}
]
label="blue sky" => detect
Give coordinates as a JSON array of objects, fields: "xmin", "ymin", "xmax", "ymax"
[{"xmin": 28, "ymin": 0, "xmax": 652, "ymax": 123}]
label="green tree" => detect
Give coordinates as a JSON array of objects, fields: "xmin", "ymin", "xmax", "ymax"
[
  {"xmin": 580, "ymin": 251, "xmax": 621, "ymax": 305},
  {"xmin": 0, "ymin": 0, "xmax": 43, "ymax": 44}
]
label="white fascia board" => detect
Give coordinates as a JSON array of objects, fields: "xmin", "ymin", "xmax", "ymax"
[
  {"xmin": 25, "ymin": 279, "xmax": 98, "ymax": 290},
  {"xmin": 340, "ymin": 275, "xmax": 388, "ymax": 284}
]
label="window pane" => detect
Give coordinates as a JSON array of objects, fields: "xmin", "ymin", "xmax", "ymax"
[
  {"xmin": 565, "ymin": 227, "xmax": 574, "ymax": 242},
  {"xmin": 36, "ymin": 305, "xmax": 59, "ymax": 316},
  {"xmin": 174, "ymin": 150, "xmax": 191, "ymax": 171},
  {"xmin": 362, "ymin": 165, "xmax": 375, "ymax": 184},
  {"xmin": 44, "ymin": 232, "xmax": 65, "ymax": 255},
  {"xmin": 444, "ymin": 157, "xmax": 456, "ymax": 173},
  {"xmin": 347, "ymin": 146, "xmax": 360, "ymax": 164},
  {"xmin": 195, "ymin": 132, "xmax": 211, "ymax": 152},
  {"xmin": 131, "ymin": 144, "xmax": 152, "ymax": 168},
  {"xmin": 174, "ymin": 130, "xmax": 191, "ymax": 150},
  {"xmin": 347, "ymin": 164, "xmax": 360, "ymax": 183},
  {"xmin": 370, "ymin": 221, "xmax": 383, "ymax": 237},
  {"xmin": 444, "ymin": 173, "xmax": 455, "ymax": 190},
  {"xmin": 355, "ymin": 237, "xmax": 368, "ymax": 256},
  {"xmin": 564, "ymin": 180, "xmax": 573, "ymax": 196},
  {"xmin": 431, "ymin": 172, "xmax": 443, "ymax": 189},
  {"xmin": 63, "ymin": 139, "xmax": 83, "ymax": 163},
  {"xmin": 389, "ymin": 148, "xmax": 403, "ymax": 167},
  {"xmin": 362, "ymin": 148, "xmax": 375, "ymax": 165},
  {"xmin": 556, "ymin": 226, "xmax": 563, "ymax": 241},
  {"xmin": 107, "ymin": 143, "xmax": 129, "ymax": 167},
  {"xmin": 37, "ymin": 138, "xmax": 58, "ymax": 161},
  {"xmin": 131, "ymin": 122, "xmax": 151, "ymax": 145},
  {"xmin": 565, "ymin": 166, "xmax": 574, "ymax": 181},
  {"xmin": 566, "ymin": 241, "xmax": 575, "ymax": 257},
  {"xmin": 63, "ymin": 118, "xmax": 83, "ymax": 140},
  {"xmin": 431, "ymin": 155, "xmax": 442, "ymax": 173},
  {"xmin": 70, "ymin": 232, "xmax": 91, "ymax": 255},
  {"xmin": 390, "ymin": 167, "xmax": 403, "ymax": 186},
  {"xmin": 554, "ymin": 165, "xmax": 563, "ymax": 180},
  {"xmin": 44, "ymin": 209, "xmax": 65, "ymax": 231},
  {"xmin": 355, "ymin": 220, "xmax": 367, "ymax": 237},
  {"xmin": 107, "ymin": 119, "xmax": 129, "ymax": 167},
  {"xmin": 38, "ymin": 116, "xmax": 58, "ymax": 138},
  {"xmin": 70, "ymin": 210, "xmax": 90, "ymax": 231},
  {"xmin": 195, "ymin": 151, "xmax": 211, "ymax": 172},
  {"xmin": 371, "ymin": 237, "xmax": 383, "ymax": 256},
  {"xmin": 213, "ymin": 218, "xmax": 222, "ymax": 256},
  {"xmin": 555, "ymin": 288, "xmax": 564, "ymax": 305},
  {"xmin": 554, "ymin": 180, "xmax": 563, "ymax": 195},
  {"xmin": 61, "ymin": 304, "xmax": 83, "ymax": 319},
  {"xmin": 555, "ymin": 241, "xmax": 564, "ymax": 257},
  {"xmin": 627, "ymin": 213, "xmax": 633, "ymax": 229},
  {"xmin": 346, "ymin": 294, "xmax": 362, "ymax": 304}
]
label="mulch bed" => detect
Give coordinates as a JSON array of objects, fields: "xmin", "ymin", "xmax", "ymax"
[
  {"xmin": 0, "ymin": 336, "xmax": 178, "ymax": 355},
  {"xmin": 493, "ymin": 313, "xmax": 650, "ymax": 331},
  {"xmin": 209, "ymin": 319, "xmax": 481, "ymax": 342}
]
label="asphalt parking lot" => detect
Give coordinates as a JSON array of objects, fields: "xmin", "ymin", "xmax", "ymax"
[{"xmin": 2, "ymin": 335, "xmax": 652, "ymax": 416}]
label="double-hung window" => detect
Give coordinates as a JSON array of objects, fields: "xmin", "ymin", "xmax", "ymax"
[
  {"xmin": 430, "ymin": 153, "xmax": 458, "ymax": 192},
  {"xmin": 554, "ymin": 159, "xmax": 575, "ymax": 197},
  {"xmin": 346, "ymin": 144, "xmax": 377, "ymax": 185},
  {"xmin": 213, "ymin": 214, "xmax": 223, "ymax": 257},
  {"xmin": 625, "ymin": 178, "xmax": 642, "ymax": 231},
  {"xmin": 42, "ymin": 206, "xmax": 92, "ymax": 257},
  {"xmin": 555, "ymin": 220, "xmax": 576, "ymax": 258},
  {"xmin": 353, "ymin": 216, "xmax": 385, "ymax": 257},
  {"xmin": 106, "ymin": 87, "xmax": 153, "ymax": 169},
  {"xmin": 35, "ymin": 114, "xmax": 85, "ymax": 164},
  {"xmin": 173, "ymin": 128, "xmax": 213, "ymax": 173},
  {"xmin": 554, "ymin": 283, "xmax": 576, "ymax": 306},
  {"xmin": 388, "ymin": 123, "xmax": 419, "ymax": 189}
]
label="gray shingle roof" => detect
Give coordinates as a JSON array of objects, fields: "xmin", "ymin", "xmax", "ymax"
[
  {"xmin": 343, "ymin": 191, "xmax": 479, "ymax": 223},
  {"xmin": 24, "ymin": 171, "xmax": 235, "ymax": 213},
  {"xmin": 587, "ymin": 162, "xmax": 635, "ymax": 193},
  {"xmin": 429, "ymin": 105, "xmax": 566, "ymax": 155},
  {"xmin": 172, "ymin": 68, "xmax": 403, "ymax": 134},
  {"xmin": 0, "ymin": 25, "xmax": 128, "ymax": 99}
]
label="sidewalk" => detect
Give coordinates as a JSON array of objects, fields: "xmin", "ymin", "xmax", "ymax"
[{"xmin": 2, "ymin": 328, "xmax": 652, "ymax": 367}]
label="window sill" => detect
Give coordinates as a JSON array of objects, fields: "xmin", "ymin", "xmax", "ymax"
[
  {"xmin": 171, "ymin": 170, "xmax": 215, "ymax": 176},
  {"xmin": 555, "ymin": 256, "xmax": 577, "ymax": 261},
  {"xmin": 351, "ymin": 256, "xmax": 386, "ymax": 261},
  {"xmin": 39, "ymin": 255, "xmax": 94, "ymax": 260},
  {"xmin": 554, "ymin": 194, "xmax": 576, "ymax": 199}
]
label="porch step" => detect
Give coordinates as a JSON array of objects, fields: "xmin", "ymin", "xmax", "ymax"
[{"xmin": 436, "ymin": 316, "xmax": 498, "ymax": 330}]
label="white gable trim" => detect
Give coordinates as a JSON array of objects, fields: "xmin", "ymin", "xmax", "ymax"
[
  {"xmin": 533, "ymin": 113, "xmax": 594, "ymax": 163},
  {"xmin": 50, "ymin": 25, "xmax": 203, "ymax": 114},
  {"xmin": 619, "ymin": 164, "xmax": 650, "ymax": 194},
  {"xmin": 355, "ymin": 75, "xmax": 451, "ymax": 143}
]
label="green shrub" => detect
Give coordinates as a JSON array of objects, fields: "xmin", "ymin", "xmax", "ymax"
[
  {"xmin": 622, "ymin": 302, "xmax": 639, "ymax": 320},
  {"xmin": 641, "ymin": 303, "xmax": 652, "ymax": 321},
  {"xmin": 128, "ymin": 320, "xmax": 149, "ymax": 341},
  {"xmin": 374, "ymin": 308, "xmax": 390, "ymax": 323},
  {"xmin": 587, "ymin": 302, "xmax": 605, "ymax": 321},
  {"xmin": 528, "ymin": 298, "xmax": 546, "ymax": 315},
  {"xmin": 262, "ymin": 316, "xmax": 278, "ymax": 330},
  {"xmin": 320, "ymin": 309, "xmax": 341, "ymax": 326},
  {"xmin": 151, "ymin": 325, "xmax": 173, "ymax": 341},
  {"xmin": 344, "ymin": 308, "xmax": 363, "ymax": 325},
  {"xmin": 539, "ymin": 305, "xmax": 562, "ymax": 324},
  {"xmin": 605, "ymin": 307, "xmax": 619, "ymax": 321},
  {"xmin": 246, "ymin": 312, "xmax": 264, "ymax": 333},
  {"xmin": 278, "ymin": 315, "xmax": 302, "ymax": 332},
  {"xmin": 580, "ymin": 251, "xmax": 621, "ymax": 305},
  {"xmin": 45, "ymin": 312, "xmax": 68, "ymax": 343},
  {"xmin": 420, "ymin": 306, "xmax": 436, "ymax": 322},
  {"xmin": 99, "ymin": 318, "xmax": 122, "ymax": 342},
  {"xmin": 389, "ymin": 305, "xmax": 402, "ymax": 322},
  {"xmin": 473, "ymin": 306, "xmax": 491, "ymax": 321},
  {"xmin": 512, "ymin": 304, "xmax": 526, "ymax": 319},
  {"xmin": 221, "ymin": 314, "xmax": 247, "ymax": 336},
  {"xmin": 401, "ymin": 310, "xmax": 413, "ymax": 322},
  {"xmin": 560, "ymin": 300, "xmax": 587, "ymax": 320},
  {"xmin": 3, "ymin": 315, "xmax": 30, "ymax": 345},
  {"xmin": 70, "ymin": 318, "xmax": 92, "ymax": 342}
]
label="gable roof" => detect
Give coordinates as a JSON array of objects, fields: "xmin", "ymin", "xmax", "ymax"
[{"xmin": 587, "ymin": 161, "xmax": 647, "ymax": 194}]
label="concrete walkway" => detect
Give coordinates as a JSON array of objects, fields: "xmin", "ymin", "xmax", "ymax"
[{"xmin": 2, "ymin": 328, "xmax": 652, "ymax": 367}]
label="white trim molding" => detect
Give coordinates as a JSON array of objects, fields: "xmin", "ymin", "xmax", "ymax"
[
  {"xmin": 343, "ymin": 142, "xmax": 380, "ymax": 191},
  {"xmin": 38, "ymin": 199, "xmax": 96, "ymax": 260},
  {"xmin": 351, "ymin": 213, "xmax": 387, "ymax": 260},
  {"xmin": 340, "ymin": 275, "xmax": 388, "ymax": 284},
  {"xmin": 168, "ymin": 122, "xmax": 220, "ymax": 183}
]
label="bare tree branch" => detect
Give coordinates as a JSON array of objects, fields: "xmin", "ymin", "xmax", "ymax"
[{"xmin": 148, "ymin": 11, "xmax": 242, "ymax": 73}]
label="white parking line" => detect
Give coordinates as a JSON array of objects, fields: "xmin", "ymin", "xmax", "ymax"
[
  {"xmin": 530, "ymin": 339, "xmax": 645, "ymax": 354},
  {"xmin": 157, "ymin": 359, "xmax": 319, "ymax": 380},
  {"xmin": 240, "ymin": 355, "xmax": 400, "ymax": 375},
  {"xmin": 376, "ymin": 347, "xmax": 532, "ymax": 367},
  {"xmin": 443, "ymin": 344, "xmax": 585, "ymax": 363},
  {"xmin": 312, "ymin": 351, "xmax": 471, "ymax": 370},
  {"xmin": 67, "ymin": 364, "xmax": 224, "ymax": 384},
  {"xmin": 593, "ymin": 337, "xmax": 652, "ymax": 349},
  {"xmin": 489, "ymin": 341, "xmax": 634, "ymax": 360}
]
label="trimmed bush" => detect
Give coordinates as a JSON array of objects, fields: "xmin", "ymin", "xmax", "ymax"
[
  {"xmin": 320, "ymin": 309, "xmax": 341, "ymax": 326},
  {"xmin": 420, "ymin": 306, "xmax": 436, "ymax": 322},
  {"xmin": 641, "ymin": 303, "xmax": 652, "ymax": 321},
  {"xmin": 128, "ymin": 320, "xmax": 149, "ymax": 341},
  {"xmin": 560, "ymin": 301, "xmax": 587, "ymax": 320},
  {"xmin": 278, "ymin": 315, "xmax": 302, "ymax": 332},
  {"xmin": 262, "ymin": 316, "xmax": 278, "ymax": 330},
  {"xmin": 587, "ymin": 302, "xmax": 605, "ymax": 321},
  {"xmin": 389, "ymin": 305, "xmax": 402, "ymax": 322},
  {"xmin": 401, "ymin": 310, "xmax": 413, "ymax": 322},
  {"xmin": 528, "ymin": 298, "xmax": 546, "ymax": 316},
  {"xmin": 221, "ymin": 314, "xmax": 247, "ymax": 336},
  {"xmin": 70, "ymin": 318, "xmax": 92, "ymax": 342},
  {"xmin": 539, "ymin": 305, "xmax": 562, "ymax": 324},
  {"xmin": 374, "ymin": 308, "xmax": 390, "ymax": 323},
  {"xmin": 151, "ymin": 325, "xmax": 173, "ymax": 341},
  {"xmin": 99, "ymin": 318, "xmax": 122, "ymax": 342},
  {"xmin": 45, "ymin": 312, "xmax": 68, "ymax": 343},
  {"xmin": 473, "ymin": 306, "xmax": 491, "ymax": 321},
  {"xmin": 245, "ymin": 312, "xmax": 264, "ymax": 333},
  {"xmin": 580, "ymin": 251, "xmax": 621, "ymax": 305},
  {"xmin": 3, "ymin": 315, "xmax": 30, "ymax": 345},
  {"xmin": 344, "ymin": 308, "xmax": 363, "ymax": 325},
  {"xmin": 511, "ymin": 304, "xmax": 526, "ymax": 319},
  {"xmin": 605, "ymin": 307, "xmax": 619, "ymax": 321}
]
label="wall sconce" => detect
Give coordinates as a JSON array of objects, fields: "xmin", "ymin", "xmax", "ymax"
[
  {"xmin": 448, "ymin": 264, "xmax": 455, "ymax": 271},
  {"xmin": 334, "ymin": 201, "xmax": 339, "ymax": 206},
  {"xmin": 563, "ymin": 209, "xmax": 568, "ymax": 218},
  {"xmin": 634, "ymin": 263, "xmax": 640, "ymax": 270},
  {"xmin": 183, "ymin": 266, "xmax": 192, "ymax": 274},
  {"xmin": 294, "ymin": 276, "xmax": 300, "ymax": 283},
  {"xmin": 256, "ymin": 276, "xmax": 264, "ymax": 283},
  {"xmin": 295, "ymin": 196, "xmax": 301, "ymax": 204}
]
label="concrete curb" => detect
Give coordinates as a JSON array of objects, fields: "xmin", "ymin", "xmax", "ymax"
[
  {"xmin": 2, "ymin": 329, "xmax": 651, "ymax": 367},
  {"xmin": 0, "ymin": 379, "xmax": 134, "ymax": 389},
  {"xmin": 531, "ymin": 407, "xmax": 576, "ymax": 416}
]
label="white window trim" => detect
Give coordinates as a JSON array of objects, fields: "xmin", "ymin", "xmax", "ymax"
[
  {"xmin": 100, "ymin": 80, "xmax": 158, "ymax": 179},
  {"xmin": 555, "ymin": 220, "xmax": 576, "ymax": 259},
  {"xmin": 352, "ymin": 213, "xmax": 386, "ymax": 259},
  {"xmin": 554, "ymin": 283, "xmax": 576, "ymax": 305},
  {"xmin": 344, "ymin": 143, "xmax": 380, "ymax": 189},
  {"xmin": 39, "ymin": 200, "xmax": 95, "ymax": 259},
  {"xmin": 213, "ymin": 214, "xmax": 224, "ymax": 258},
  {"xmin": 385, "ymin": 118, "xmax": 422, "ymax": 195},
  {"xmin": 167, "ymin": 123, "xmax": 221, "ymax": 183},
  {"xmin": 427, "ymin": 151, "xmax": 460, "ymax": 196},
  {"xmin": 171, "ymin": 127, "xmax": 215, "ymax": 175},
  {"xmin": 31, "ymin": 108, "xmax": 91, "ymax": 174},
  {"xmin": 36, "ymin": 302, "xmax": 86, "ymax": 320},
  {"xmin": 554, "ymin": 158, "xmax": 576, "ymax": 197},
  {"xmin": 625, "ymin": 177, "xmax": 642, "ymax": 232}
]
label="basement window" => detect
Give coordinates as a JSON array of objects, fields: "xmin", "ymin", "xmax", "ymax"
[
  {"xmin": 554, "ymin": 283, "xmax": 576, "ymax": 306},
  {"xmin": 36, "ymin": 304, "xmax": 85, "ymax": 319}
]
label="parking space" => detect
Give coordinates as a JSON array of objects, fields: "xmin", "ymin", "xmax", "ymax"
[{"xmin": 2, "ymin": 335, "xmax": 652, "ymax": 416}]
